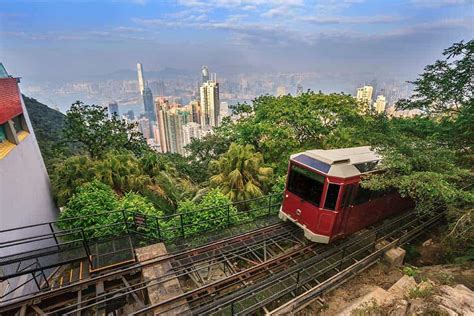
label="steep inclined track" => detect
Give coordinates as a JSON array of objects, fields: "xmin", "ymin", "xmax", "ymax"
[
  {"xmin": 53, "ymin": 223, "xmax": 305, "ymax": 315},
  {"xmin": 0, "ymin": 222, "xmax": 295, "ymax": 314},
  {"xmin": 1, "ymin": 209, "xmax": 442, "ymax": 315},
  {"xmin": 131, "ymin": 210, "xmax": 440, "ymax": 315}
]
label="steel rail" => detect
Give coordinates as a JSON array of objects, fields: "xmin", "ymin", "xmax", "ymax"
[
  {"xmin": 48, "ymin": 225, "xmax": 302, "ymax": 314},
  {"xmin": 269, "ymin": 211, "xmax": 444, "ymax": 315},
  {"xmin": 224, "ymin": 212, "xmax": 438, "ymax": 315},
  {"xmin": 66, "ymin": 238, "xmax": 321, "ymax": 316},
  {"xmin": 130, "ymin": 210, "xmax": 418, "ymax": 315},
  {"xmin": 188, "ymin": 210, "xmax": 425, "ymax": 315},
  {"xmin": 0, "ymin": 221, "xmax": 288, "ymax": 312}
]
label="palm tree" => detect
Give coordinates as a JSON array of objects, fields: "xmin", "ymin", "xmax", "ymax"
[
  {"xmin": 51, "ymin": 155, "xmax": 94, "ymax": 206},
  {"xmin": 209, "ymin": 143, "xmax": 273, "ymax": 203}
]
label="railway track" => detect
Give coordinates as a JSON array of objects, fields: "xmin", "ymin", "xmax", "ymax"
[
  {"xmin": 0, "ymin": 209, "xmax": 443, "ymax": 315},
  {"xmin": 127, "ymin": 209, "xmax": 440, "ymax": 315},
  {"xmin": 0, "ymin": 221, "xmax": 297, "ymax": 314}
]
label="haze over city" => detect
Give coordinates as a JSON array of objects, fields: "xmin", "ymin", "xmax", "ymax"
[{"xmin": 1, "ymin": 0, "xmax": 472, "ymax": 110}]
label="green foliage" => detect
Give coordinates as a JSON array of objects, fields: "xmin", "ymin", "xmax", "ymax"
[
  {"xmin": 403, "ymin": 265, "xmax": 420, "ymax": 277},
  {"xmin": 271, "ymin": 175, "xmax": 287, "ymax": 194},
  {"xmin": 22, "ymin": 96, "xmax": 78, "ymax": 171},
  {"xmin": 51, "ymin": 151, "xmax": 197, "ymax": 212},
  {"xmin": 408, "ymin": 285, "xmax": 434, "ymax": 299},
  {"xmin": 170, "ymin": 188, "xmax": 242, "ymax": 236},
  {"xmin": 361, "ymin": 41, "xmax": 473, "ymax": 258},
  {"xmin": 58, "ymin": 180, "xmax": 120, "ymax": 238},
  {"xmin": 45, "ymin": 40, "xmax": 472, "ymax": 258},
  {"xmin": 210, "ymin": 143, "xmax": 273, "ymax": 203},
  {"xmin": 397, "ymin": 40, "xmax": 473, "ymax": 116},
  {"xmin": 188, "ymin": 92, "xmax": 364, "ymax": 176},
  {"xmin": 185, "ymin": 117, "xmax": 237, "ymax": 181},
  {"xmin": 63, "ymin": 101, "xmax": 148, "ymax": 158},
  {"xmin": 119, "ymin": 192, "xmax": 163, "ymax": 217}
]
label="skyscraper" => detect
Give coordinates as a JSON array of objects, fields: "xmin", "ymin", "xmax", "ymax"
[
  {"xmin": 108, "ymin": 101, "xmax": 119, "ymax": 117},
  {"xmin": 138, "ymin": 117, "xmax": 151, "ymax": 139},
  {"xmin": 201, "ymin": 66, "xmax": 209, "ymax": 83},
  {"xmin": 200, "ymin": 80, "xmax": 220, "ymax": 128},
  {"xmin": 190, "ymin": 100, "xmax": 201, "ymax": 124},
  {"xmin": 356, "ymin": 85, "xmax": 374, "ymax": 110},
  {"xmin": 374, "ymin": 95, "xmax": 387, "ymax": 114},
  {"xmin": 143, "ymin": 86, "xmax": 156, "ymax": 122},
  {"xmin": 155, "ymin": 97, "xmax": 169, "ymax": 153},
  {"xmin": 137, "ymin": 63, "xmax": 156, "ymax": 123},
  {"xmin": 137, "ymin": 63, "xmax": 145, "ymax": 95}
]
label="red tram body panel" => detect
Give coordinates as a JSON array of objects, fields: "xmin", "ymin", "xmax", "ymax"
[{"xmin": 279, "ymin": 146, "xmax": 413, "ymax": 243}]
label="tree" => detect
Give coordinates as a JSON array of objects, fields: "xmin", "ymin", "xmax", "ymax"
[
  {"xmin": 171, "ymin": 188, "xmax": 241, "ymax": 236},
  {"xmin": 51, "ymin": 151, "xmax": 197, "ymax": 212},
  {"xmin": 185, "ymin": 117, "xmax": 237, "ymax": 181},
  {"xmin": 50, "ymin": 155, "xmax": 95, "ymax": 206},
  {"xmin": 58, "ymin": 180, "xmax": 120, "ymax": 238},
  {"xmin": 227, "ymin": 92, "xmax": 363, "ymax": 174},
  {"xmin": 362, "ymin": 40, "xmax": 474, "ymax": 260},
  {"xmin": 63, "ymin": 101, "xmax": 148, "ymax": 158},
  {"xmin": 209, "ymin": 143, "xmax": 273, "ymax": 203},
  {"xmin": 397, "ymin": 40, "xmax": 473, "ymax": 116}
]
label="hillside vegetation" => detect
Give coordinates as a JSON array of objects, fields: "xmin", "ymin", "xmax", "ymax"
[{"xmin": 30, "ymin": 40, "xmax": 472, "ymax": 261}]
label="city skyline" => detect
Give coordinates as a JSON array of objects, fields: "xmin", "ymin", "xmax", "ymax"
[{"xmin": 1, "ymin": 0, "xmax": 472, "ymax": 86}]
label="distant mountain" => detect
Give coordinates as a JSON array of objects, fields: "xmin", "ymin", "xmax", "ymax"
[{"xmin": 87, "ymin": 67, "xmax": 194, "ymax": 81}]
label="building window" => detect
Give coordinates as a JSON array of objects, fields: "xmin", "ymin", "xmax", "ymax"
[
  {"xmin": 0, "ymin": 115, "xmax": 29, "ymax": 159},
  {"xmin": 0, "ymin": 124, "xmax": 6, "ymax": 143},
  {"xmin": 12, "ymin": 114, "xmax": 28, "ymax": 133},
  {"xmin": 12, "ymin": 115, "xmax": 23, "ymax": 132}
]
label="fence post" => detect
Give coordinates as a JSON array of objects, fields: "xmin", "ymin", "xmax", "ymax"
[
  {"xmin": 31, "ymin": 272, "xmax": 41, "ymax": 290},
  {"xmin": 268, "ymin": 195, "xmax": 272, "ymax": 215},
  {"xmin": 230, "ymin": 302, "xmax": 234, "ymax": 315},
  {"xmin": 156, "ymin": 218, "xmax": 162, "ymax": 241},
  {"xmin": 48, "ymin": 222, "xmax": 60, "ymax": 249},
  {"xmin": 227, "ymin": 205, "xmax": 231, "ymax": 227},
  {"xmin": 80, "ymin": 229, "xmax": 93, "ymax": 267},
  {"xmin": 296, "ymin": 269, "xmax": 301, "ymax": 288},
  {"xmin": 39, "ymin": 266, "xmax": 49, "ymax": 289},
  {"xmin": 180, "ymin": 214, "xmax": 185, "ymax": 238},
  {"xmin": 122, "ymin": 210, "xmax": 129, "ymax": 234}
]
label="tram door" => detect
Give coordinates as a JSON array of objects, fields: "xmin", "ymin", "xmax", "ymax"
[{"xmin": 335, "ymin": 184, "xmax": 356, "ymax": 236}]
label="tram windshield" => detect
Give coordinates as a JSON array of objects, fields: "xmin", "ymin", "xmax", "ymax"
[{"xmin": 287, "ymin": 164, "xmax": 325, "ymax": 206}]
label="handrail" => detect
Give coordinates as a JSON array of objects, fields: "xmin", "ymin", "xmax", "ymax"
[
  {"xmin": 0, "ymin": 192, "xmax": 283, "ymax": 234},
  {"xmin": 0, "ymin": 193, "xmax": 282, "ymax": 282}
]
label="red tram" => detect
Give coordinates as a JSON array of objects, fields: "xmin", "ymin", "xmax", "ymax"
[{"xmin": 279, "ymin": 146, "xmax": 413, "ymax": 243}]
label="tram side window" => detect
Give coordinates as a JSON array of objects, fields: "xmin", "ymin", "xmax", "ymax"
[
  {"xmin": 287, "ymin": 164, "xmax": 325, "ymax": 206},
  {"xmin": 324, "ymin": 183, "xmax": 340, "ymax": 211},
  {"xmin": 354, "ymin": 186, "xmax": 372, "ymax": 205},
  {"xmin": 341, "ymin": 184, "xmax": 355, "ymax": 208}
]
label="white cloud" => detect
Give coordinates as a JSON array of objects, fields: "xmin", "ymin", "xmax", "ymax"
[
  {"xmin": 410, "ymin": 0, "xmax": 469, "ymax": 8},
  {"xmin": 301, "ymin": 15, "xmax": 402, "ymax": 25}
]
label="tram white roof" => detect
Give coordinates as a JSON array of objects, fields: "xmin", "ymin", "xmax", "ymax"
[{"xmin": 290, "ymin": 146, "xmax": 380, "ymax": 178}]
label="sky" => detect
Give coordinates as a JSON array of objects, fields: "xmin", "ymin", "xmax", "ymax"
[{"xmin": 0, "ymin": 0, "xmax": 473, "ymax": 83}]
